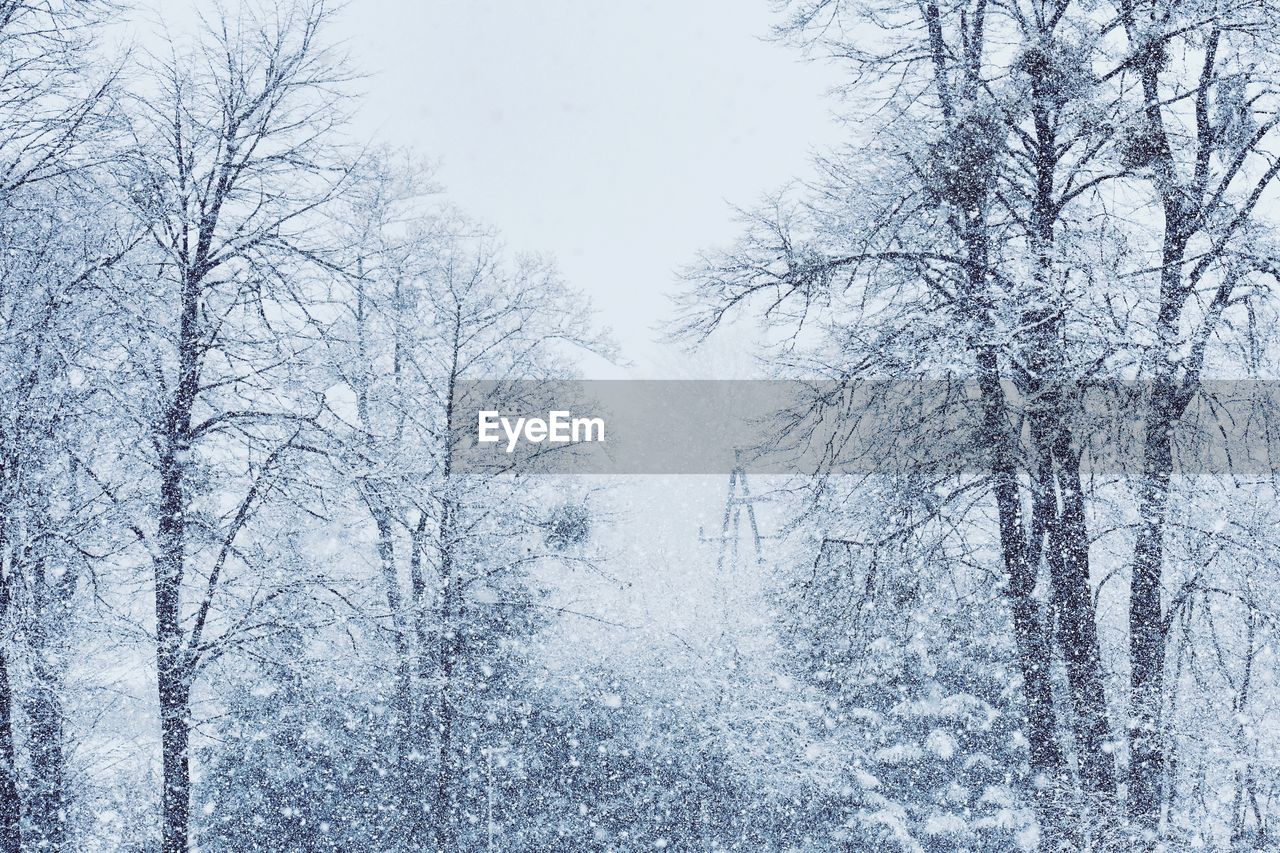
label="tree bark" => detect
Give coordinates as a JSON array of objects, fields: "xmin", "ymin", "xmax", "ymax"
[
  {"xmin": 157, "ymin": 659, "xmax": 192, "ymax": 853},
  {"xmin": 23, "ymin": 557, "xmax": 70, "ymax": 851},
  {"xmin": 154, "ymin": 270, "xmax": 199, "ymax": 853},
  {"xmin": 1124, "ymin": 92, "xmax": 1187, "ymax": 826},
  {"xmin": 433, "ymin": 335, "xmax": 463, "ymax": 853},
  {"xmin": 1128, "ymin": 385, "xmax": 1174, "ymax": 833},
  {"xmin": 976, "ymin": 346, "xmax": 1070, "ymax": 847},
  {"xmin": 0, "ymin": 567, "xmax": 20, "ymax": 853},
  {"xmin": 156, "ymin": 458, "xmax": 192, "ymax": 853},
  {"xmin": 1020, "ymin": 35, "xmax": 1118, "ymax": 809},
  {"xmin": 1032, "ymin": 410, "xmax": 1116, "ymax": 804}
]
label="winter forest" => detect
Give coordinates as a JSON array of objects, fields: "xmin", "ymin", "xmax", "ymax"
[{"xmin": 3, "ymin": 0, "xmax": 1280, "ymax": 850}]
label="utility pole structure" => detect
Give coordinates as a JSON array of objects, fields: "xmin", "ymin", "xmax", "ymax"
[
  {"xmin": 484, "ymin": 744, "xmax": 509, "ymax": 852},
  {"xmin": 694, "ymin": 452, "xmax": 776, "ymax": 850},
  {"xmin": 698, "ymin": 451, "xmax": 772, "ymax": 578}
]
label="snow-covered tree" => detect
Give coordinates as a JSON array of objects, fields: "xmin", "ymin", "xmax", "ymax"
[{"xmin": 111, "ymin": 3, "xmax": 351, "ymax": 849}]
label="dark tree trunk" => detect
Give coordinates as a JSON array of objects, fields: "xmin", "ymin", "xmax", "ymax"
[
  {"xmin": 406, "ymin": 519, "xmax": 433, "ymax": 845},
  {"xmin": 432, "ymin": 317, "xmax": 465, "ymax": 853},
  {"xmin": 956, "ymin": 106, "xmax": 1071, "ymax": 832},
  {"xmin": 151, "ymin": 264, "xmax": 202, "ymax": 853},
  {"xmin": 1032, "ymin": 412, "xmax": 1116, "ymax": 804},
  {"xmin": 0, "ymin": 571, "xmax": 20, "ymax": 853},
  {"xmin": 23, "ymin": 559, "xmax": 70, "ymax": 851},
  {"xmin": 23, "ymin": 681, "xmax": 66, "ymax": 852},
  {"xmin": 1049, "ymin": 459, "xmax": 1115, "ymax": 800},
  {"xmin": 975, "ymin": 370, "xmax": 1063, "ymax": 769},
  {"xmin": 1124, "ymin": 102, "xmax": 1188, "ymax": 824},
  {"xmin": 156, "ymin": 455, "xmax": 192, "ymax": 853},
  {"xmin": 1021, "ymin": 43, "xmax": 1118, "ymax": 810},
  {"xmin": 976, "ymin": 348, "xmax": 1069, "ymax": 847},
  {"xmin": 157, "ymin": 659, "xmax": 191, "ymax": 853},
  {"xmin": 918, "ymin": 11, "xmax": 1070, "ymax": 826},
  {"xmin": 433, "ymin": 502, "xmax": 458, "ymax": 853},
  {"xmin": 370, "ymin": 504, "xmax": 422, "ymax": 841},
  {"xmin": 372, "ymin": 508, "xmax": 413, "ymax": 737},
  {"xmin": 1128, "ymin": 388, "xmax": 1174, "ymax": 833}
]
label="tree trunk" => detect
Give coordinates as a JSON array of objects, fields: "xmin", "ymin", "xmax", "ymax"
[
  {"xmin": 960, "ymin": 138, "xmax": 1071, "ymax": 835},
  {"xmin": 975, "ymin": 354, "xmax": 1070, "ymax": 846},
  {"xmin": 156, "ymin": 445, "xmax": 192, "ymax": 853},
  {"xmin": 370, "ymin": 503, "xmax": 424, "ymax": 842},
  {"xmin": 23, "ymin": 560, "xmax": 69, "ymax": 851},
  {"xmin": 1036, "ymin": 414, "xmax": 1116, "ymax": 804},
  {"xmin": 372, "ymin": 508, "xmax": 413, "ymax": 736},
  {"xmin": 0, "ymin": 570, "xmax": 20, "ymax": 853},
  {"xmin": 1125, "ymin": 136, "xmax": 1187, "ymax": 828},
  {"xmin": 406, "ymin": 519, "xmax": 433, "ymax": 845},
  {"xmin": 149, "ymin": 260, "xmax": 203, "ymax": 853},
  {"xmin": 157, "ymin": 662, "xmax": 191, "ymax": 853},
  {"xmin": 1128, "ymin": 394, "xmax": 1173, "ymax": 834},
  {"xmin": 432, "ymin": 315, "xmax": 465, "ymax": 853},
  {"xmin": 434, "ymin": 505, "xmax": 458, "ymax": 853},
  {"xmin": 1022, "ymin": 46, "xmax": 1118, "ymax": 809}
]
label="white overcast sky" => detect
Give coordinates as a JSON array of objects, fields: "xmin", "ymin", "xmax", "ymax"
[
  {"xmin": 341, "ymin": 1, "xmax": 844, "ymax": 375},
  {"xmin": 131, "ymin": 1, "xmax": 846, "ymax": 373}
]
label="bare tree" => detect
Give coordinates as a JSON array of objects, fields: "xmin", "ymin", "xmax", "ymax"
[
  {"xmin": 679, "ymin": 0, "xmax": 1280, "ymax": 844},
  {"xmin": 1107, "ymin": 0, "xmax": 1280, "ymax": 832},
  {"xmin": 115, "ymin": 4, "xmax": 350, "ymax": 849},
  {"xmin": 0, "ymin": 2, "xmax": 123, "ymax": 849},
  {"xmin": 323, "ymin": 153, "xmax": 614, "ymax": 849},
  {"xmin": 678, "ymin": 0, "xmax": 1129, "ymax": 841}
]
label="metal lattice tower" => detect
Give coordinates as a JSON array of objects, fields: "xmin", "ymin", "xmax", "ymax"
[{"xmin": 698, "ymin": 451, "xmax": 775, "ymax": 577}]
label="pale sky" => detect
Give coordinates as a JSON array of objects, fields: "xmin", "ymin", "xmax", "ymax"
[{"xmin": 339, "ymin": 0, "xmax": 845, "ymax": 375}]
